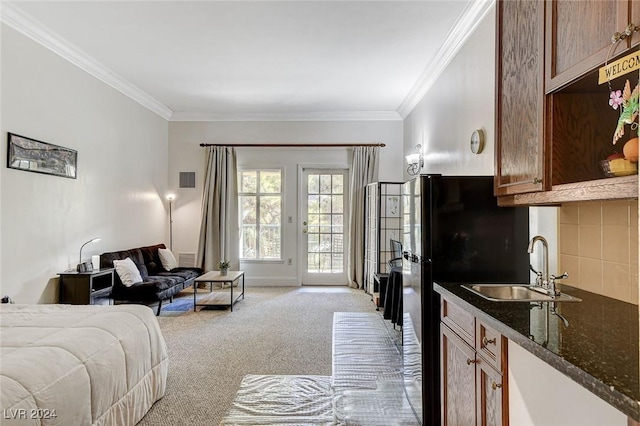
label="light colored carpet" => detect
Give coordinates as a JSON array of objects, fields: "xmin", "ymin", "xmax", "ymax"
[{"xmin": 137, "ymin": 286, "xmax": 376, "ymax": 426}]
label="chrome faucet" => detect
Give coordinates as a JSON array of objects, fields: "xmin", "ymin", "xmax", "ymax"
[
  {"xmin": 527, "ymin": 235, "xmax": 568, "ymax": 297},
  {"xmin": 527, "ymin": 235, "xmax": 549, "ymax": 288}
]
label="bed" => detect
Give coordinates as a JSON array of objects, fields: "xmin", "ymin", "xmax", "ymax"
[{"xmin": 0, "ymin": 304, "xmax": 168, "ymax": 425}]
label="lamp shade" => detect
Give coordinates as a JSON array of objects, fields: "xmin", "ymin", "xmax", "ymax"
[{"xmin": 406, "ymin": 153, "xmax": 421, "ymax": 165}]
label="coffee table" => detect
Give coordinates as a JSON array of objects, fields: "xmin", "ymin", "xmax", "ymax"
[{"xmin": 193, "ymin": 271, "xmax": 245, "ymax": 312}]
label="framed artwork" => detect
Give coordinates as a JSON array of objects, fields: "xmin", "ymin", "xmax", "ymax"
[{"xmin": 7, "ymin": 133, "xmax": 77, "ymax": 179}]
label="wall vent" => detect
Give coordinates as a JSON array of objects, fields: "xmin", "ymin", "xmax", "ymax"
[
  {"xmin": 178, "ymin": 252, "xmax": 196, "ymax": 267},
  {"xmin": 179, "ymin": 171, "xmax": 196, "ymax": 188}
]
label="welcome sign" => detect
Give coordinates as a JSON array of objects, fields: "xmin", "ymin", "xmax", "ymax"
[{"xmin": 599, "ymin": 51, "xmax": 640, "ymax": 84}]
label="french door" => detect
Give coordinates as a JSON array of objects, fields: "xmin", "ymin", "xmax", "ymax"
[{"xmin": 300, "ymin": 168, "xmax": 349, "ymax": 285}]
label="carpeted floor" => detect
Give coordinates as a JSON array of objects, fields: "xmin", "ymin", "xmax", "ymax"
[{"xmin": 137, "ymin": 286, "xmax": 376, "ymax": 426}]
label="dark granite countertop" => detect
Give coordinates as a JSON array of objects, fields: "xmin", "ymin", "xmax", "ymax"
[{"xmin": 434, "ymin": 282, "xmax": 640, "ymax": 421}]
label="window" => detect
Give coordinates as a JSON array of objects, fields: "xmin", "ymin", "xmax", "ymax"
[{"xmin": 238, "ymin": 169, "xmax": 283, "ymax": 260}]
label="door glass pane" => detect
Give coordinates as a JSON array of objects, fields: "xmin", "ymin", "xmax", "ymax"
[
  {"xmin": 308, "ymin": 234, "xmax": 319, "ymax": 253},
  {"xmin": 332, "ymin": 195, "xmax": 343, "ymax": 213},
  {"xmin": 320, "ymin": 234, "xmax": 331, "ymax": 252},
  {"xmin": 319, "ymin": 254, "xmax": 331, "ymax": 271},
  {"xmin": 332, "ymin": 215, "xmax": 343, "ymax": 233},
  {"xmin": 308, "ymin": 195, "xmax": 320, "ymax": 213},
  {"xmin": 320, "ymin": 195, "xmax": 332, "ymax": 213},
  {"xmin": 332, "ymin": 253, "xmax": 343, "ymax": 273},
  {"xmin": 308, "ymin": 175, "xmax": 319, "ymax": 194},
  {"xmin": 320, "ymin": 175, "xmax": 332, "ymax": 194},
  {"xmin": 332, "ymin": 235, "xmax": 343, "ymax": 253},
  {"xmin": 332, "ymin": 175, "xmax": 344, "ymax": 194},
  {"xmin": 320, "ymin": 214, "xmax": 331, "ymax": 225},
  {"xmin": 308, "ymin": 253, "xmax": 319, "ymax": 272}
]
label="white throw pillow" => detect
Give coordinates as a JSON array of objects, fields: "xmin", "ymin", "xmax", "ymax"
[
  {"xmin": 113, "ymin": 257, "xmax": 143, "ymax": 287},
  {"xmin": 158, "ymin": 248, "xmax": 178, "ymax": 271}
]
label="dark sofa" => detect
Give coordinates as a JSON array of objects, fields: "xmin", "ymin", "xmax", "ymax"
[{"xmin": 100, "ymin": 243, "xmax": 203, "ymax": 315}]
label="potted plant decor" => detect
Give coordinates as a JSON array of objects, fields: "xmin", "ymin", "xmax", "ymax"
[{"xmin": 217, "ymin": 260, "xmax": 231, "ymax": 276}]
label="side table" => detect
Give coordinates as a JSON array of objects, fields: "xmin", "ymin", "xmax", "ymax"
[
  {"xmin": 58, "ymin": 268, "xmax": 115, "ymax": 305},
  {"xmin": 194, "ymin": 271, "xmax": 245, "ymax": 311}
]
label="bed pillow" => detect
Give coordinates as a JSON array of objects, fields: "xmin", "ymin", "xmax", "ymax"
[
  {"xmin": 158, "ymin": 248, "xmax": 178, "ymax": 271},
  {"xmin": 113, "ymin": 257, "xmax": 143, "ymax": 287}
]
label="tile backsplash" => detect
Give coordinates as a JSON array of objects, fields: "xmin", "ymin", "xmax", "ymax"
[{"xmin": 559, "ymin": 200, "xmax": 639, "ymax": 305}]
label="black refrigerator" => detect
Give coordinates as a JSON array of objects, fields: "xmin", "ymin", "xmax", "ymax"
[{"xmin": 401, "ymin": 175, "xmax": 530, "ymax": 425}]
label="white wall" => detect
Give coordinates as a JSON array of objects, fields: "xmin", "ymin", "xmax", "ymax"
[
  {"xmin": 402, "ymin": 8, "xmax": 496, "ymax": 179},
  {"xmin": 1, "ymin": 25, "xmax": 169, "ymax": 303},
  {"xmin": 508, "ymin": 341, "xmax": 627, "ymax": 425},
  {"xmin": 168, "ymin": 120, "xmax": 403, "ymax": 285}
]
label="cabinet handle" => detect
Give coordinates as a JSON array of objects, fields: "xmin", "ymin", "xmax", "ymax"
[
  {"xmin": 492, "ymin": 381, "xmax": 502, "ymax": 390},
  {"xmin": 532, "ymin": 177, "xmax": 542, "ymax": 184},
  {"xmin": 466, "ymin": 358, "xmax": 478, "ymax": 365},
  {"xmin": 482, "ymin": 337, "xmax": 496, "ymax": 347}
]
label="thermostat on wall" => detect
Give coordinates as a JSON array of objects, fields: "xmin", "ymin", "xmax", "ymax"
[{"xmin": 470, "ymin": 129, "xmax": 485, "ymax": 154}]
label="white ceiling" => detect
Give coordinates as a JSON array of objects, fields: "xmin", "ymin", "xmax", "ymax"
[{"xmin": 2, "ymin": 1, "xmax": 493, "ymax": 121}]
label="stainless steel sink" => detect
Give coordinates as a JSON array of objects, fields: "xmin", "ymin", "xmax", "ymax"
[{"xmin": 462, "ymin": 284, "xmax": 582, "ymax": 302}]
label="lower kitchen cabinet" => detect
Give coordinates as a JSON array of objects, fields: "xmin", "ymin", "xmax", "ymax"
[
  {"xmin": 477, "ymin": 355, "xmax": 505, "ymax": 426},
  {"xmin": 441, "ymin": 296, "xmax": 508, "ymax": 426},
  {"xmin": 441, "ymin": 323, "xmax": 476, "ymax": 425}
]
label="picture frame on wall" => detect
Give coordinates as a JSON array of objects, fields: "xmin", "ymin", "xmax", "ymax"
[{"xmin": 7, "ymin": 132, "xmax": 77, "ymax": 179}]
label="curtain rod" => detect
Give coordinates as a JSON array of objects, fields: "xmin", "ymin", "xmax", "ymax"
[{"xmin": 199, "ymin": 142, "xmax": 385, "ymax": 148}]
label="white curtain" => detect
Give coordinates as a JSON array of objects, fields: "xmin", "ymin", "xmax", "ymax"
[
  {"xmin": 348, "ymin": 146, "xmax": 379, "ymax": 288},
  {"xmin": 196, "ymin": 146, "xmax": 240, "ymax": 271}
]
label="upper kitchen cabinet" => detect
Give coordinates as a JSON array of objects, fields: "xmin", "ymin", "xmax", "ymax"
[
  {"xmin": 495, "ymin": 0, "xmax": 548, "ymax": 197},
  {"xmin": 495, "ymin": 0, "xmax": 639, "ymax": 205},
  {"xmin": 545, "ymin": 0, "xmax": 633, "ymax": 93}
]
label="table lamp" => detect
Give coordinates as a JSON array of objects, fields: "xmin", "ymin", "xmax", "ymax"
[{"xmin": 77, "ymin": 237, "xmax": 101, "ymax": 272}]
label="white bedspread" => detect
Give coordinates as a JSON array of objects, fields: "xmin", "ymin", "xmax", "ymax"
[{"xmin": 0, "ymin": 304, "xmax": 168, "ymax": 425}]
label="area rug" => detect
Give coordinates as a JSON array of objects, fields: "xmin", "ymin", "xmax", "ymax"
[
  {"xmin": 160, "ymin": 297, "xmax": 194, "ymax": 312},
  {"xmin": 159, "ymin": 288, "xmax": 238, "ymax": 315}
]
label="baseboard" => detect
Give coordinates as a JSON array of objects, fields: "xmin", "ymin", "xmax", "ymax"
[{"xmin": 244, "ymin": 277, "xmax": 299, "ymax": 287}]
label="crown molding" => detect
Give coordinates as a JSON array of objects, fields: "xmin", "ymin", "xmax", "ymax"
[
  {"xmin": 1, "ymin": 2, "xmax": 173, "ymax": 120},
  {"xmin": 170, "ymin": 110, "xmax": 402, "ymax": 122},
  {"xmin": 397, "ymin": 0, "xmax": 496, "ymax": 119}
]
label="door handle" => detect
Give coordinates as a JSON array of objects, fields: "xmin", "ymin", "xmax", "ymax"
[{"xmin": 303, "ymin": 221, "xmax": 308, "ymax": 225}]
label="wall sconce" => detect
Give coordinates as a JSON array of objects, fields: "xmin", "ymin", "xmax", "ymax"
[
  {"xmin": 166, "ymin": 193, "xmax": 176, "ymax": 251},
  {"xmin": 405, "ymin": 144, "xmax": 423, "ymax": 176}
]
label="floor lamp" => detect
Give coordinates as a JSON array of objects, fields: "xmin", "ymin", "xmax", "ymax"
[{"xmin": 166, "ymin": 193, "xmax": 175, "ymax": 251}]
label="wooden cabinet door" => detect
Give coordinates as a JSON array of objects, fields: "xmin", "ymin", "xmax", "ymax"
[
  {"xmin": 495, "ymin": 0, "xmax": 547, "ymax": 197},
  {"xmin": 476, "ymin": 358, "xmax": 506, "ymax": 426},
  {"xmin": 546, "ymin": 0, "xmax": 631, "ymax": 92},
  {"xmin": 441, "ymin": 324, "xmax": 476, "ymax": 426}
]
